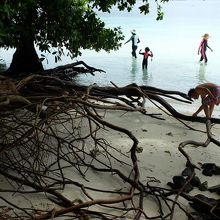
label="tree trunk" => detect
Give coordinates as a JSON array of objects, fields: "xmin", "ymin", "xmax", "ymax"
[{"xmin": 6, "ymin": 40, "xmax": 43, "ymax": 76}]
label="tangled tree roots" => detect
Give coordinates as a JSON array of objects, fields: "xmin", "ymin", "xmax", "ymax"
[{"xmin": 0, "ymin": 62, "xmax": 219, "ymax": 219}]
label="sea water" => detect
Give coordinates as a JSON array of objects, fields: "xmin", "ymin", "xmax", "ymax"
[
  {"xmin": 77, "ymin": 0, "xmax": 220, "ymax": 93},
  {"xmin": 1, "ymin": 0, "xmax": 220, "ymax": 94}
]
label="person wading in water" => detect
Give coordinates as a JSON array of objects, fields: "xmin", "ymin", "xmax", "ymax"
[
  {"xmin": 125, "ymin": 29, "xmax": 140, "ymax": 58},
  {"xmin": 139, "ymin": 47, "xmax": 153, "ymax": 70},
  {"xmin": 198, "ymin": 33, "xmax": 213, "ymax": 64}
]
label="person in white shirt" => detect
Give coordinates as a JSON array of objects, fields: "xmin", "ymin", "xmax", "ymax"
[{"xmin": 125, "ymin": 29, "xmax": 140, "ymax": 58}]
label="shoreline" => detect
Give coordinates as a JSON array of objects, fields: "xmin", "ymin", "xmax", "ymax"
[{"xmin": 0, "ymin": 105, "xmax": 219, "ymax": 219}]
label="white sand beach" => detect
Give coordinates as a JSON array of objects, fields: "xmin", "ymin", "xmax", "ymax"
[
  {"xmin": 0, "ymin": 101, "xmax": 219, "ymax": 220},
  {"xmin": 97, "ymin": 105, "xmax": 220, "ymax": 219}
]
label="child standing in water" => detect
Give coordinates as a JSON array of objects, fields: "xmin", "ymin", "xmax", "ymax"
[
  {"xmin": 198, "ymin": 33, "xmax": 213, "ymax": 64},
  {"xmin": 139, "ymin": 47, "xmax": 153, "ymax": 70}
]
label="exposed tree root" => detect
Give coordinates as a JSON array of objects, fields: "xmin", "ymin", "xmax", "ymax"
[{"xmin": 0, "ymin": 63, "xmax": 219, "ymax": 219}]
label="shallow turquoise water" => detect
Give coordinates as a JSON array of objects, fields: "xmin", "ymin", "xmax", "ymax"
[
  {"xmin": 76, "ymin": 0, "xmax": 220, "ymax": 93},
  {"xmin": 1, "ymin": 0, "xmax": 220, "ymax": 95}
]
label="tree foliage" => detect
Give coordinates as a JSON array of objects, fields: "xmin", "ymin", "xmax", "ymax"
[{"xmin": 0, "ymin": 0, "xmax": 169, "ymax": 66}]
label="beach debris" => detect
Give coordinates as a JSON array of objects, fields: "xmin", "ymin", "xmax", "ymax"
[
  {"xmin": 136, "ymin": 146, "xmax": 143, "ymax": 153},
  {"xmin": 168, "ymin": 166, "xmax": 203, "ymax": 193},
  {"xmin": 182, "ymin": 167, "xmax": 193, "ymax": 177},
  {"xmin": 190, "ymin": 176, "xmax": 201, "ymax": 187},
  {"xmin": 166, "ymin": 132, "xmax": 173, "ymax": 136},
  {"xmin": 198, "ymin": 181, "xmax": 209, "ymax": 191},
  {"xmin": 189, "ymin": 194, "xmax": 220, "ymax": 219},
  {"xmin": 90, "ymin": 148, "xmax": 101, "ymax": 158},
  {"xmin": 182, "ymin": 167, "xmax": 202, "ymax": 188},
  {"xmin": 167, "ymin": 176, "xmax": 194, "ymax": 193},
  {"xmin": 188, "ymin": 211, "xmax": 214, "ymax": 220},
  {"xmin": 208, "ymin": 184, "xmax": 220, "ymax": 194},
  {"xmin": 164, "ymin": 150, "xmax": 171, "ymax": 156},
  {"xmin": 201, "ymin": 163, "xmax": 220, "ymax": 176}
]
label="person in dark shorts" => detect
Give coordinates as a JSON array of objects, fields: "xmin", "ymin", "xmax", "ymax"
[
  {"xmin": 139, "ymin": 47, "xmax": 153, "ymax": 70},
  {"xmin": 188, "ymin": 83, "xmax": 220, "ymax": 118},
  {"xmin": 125, "ymin": 29, "xmax": 140, "ymax": 58},
  {"xmin": 198, "ymin": 33, "xmax": 213, "ymax": 64}
]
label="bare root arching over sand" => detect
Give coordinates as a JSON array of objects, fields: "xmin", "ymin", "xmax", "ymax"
[{"xmin": 0, "ymin": 61, "xmax": 220, "ymax": 219}]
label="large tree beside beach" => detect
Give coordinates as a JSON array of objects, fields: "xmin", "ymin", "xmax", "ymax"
[
  {"xmin": 1, "ymin": 1, "xmax": 220, "ymax": 219},
  {"xmin": 0, "ymin": 0, "xmax": 168, "ymax": 75}
]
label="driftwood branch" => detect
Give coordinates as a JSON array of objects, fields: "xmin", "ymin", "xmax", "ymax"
[{"xmin": 0, "ymin": 68, "xmax": 219, "ymax": 219}]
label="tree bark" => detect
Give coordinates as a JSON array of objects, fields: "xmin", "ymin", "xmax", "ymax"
[{"xmin": 6, "ymin": 40, "xmax": 43, "ymax": 75}]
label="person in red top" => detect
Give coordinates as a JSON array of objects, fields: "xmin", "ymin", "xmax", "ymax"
[
  {"xmin": 139, "ymin": 47, "xmax": 153, "ymax": 70},
  {"xmin": 198, "ymin": 33, "xmax": 213, "ymax": 64}
]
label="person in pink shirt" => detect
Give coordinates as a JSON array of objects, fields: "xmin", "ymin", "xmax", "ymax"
[{"xmin": 198, "ymin": 33, "xmax": 213, "ymax": 64}]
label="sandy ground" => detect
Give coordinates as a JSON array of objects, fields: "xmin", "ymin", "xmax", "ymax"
[
  {"xmin": 93, "ymin": 104, "xmax": 220, "ymax": 219},
  {"xmin": 0, "ymin": 101, "xmax": 219, "ymax": 219}
]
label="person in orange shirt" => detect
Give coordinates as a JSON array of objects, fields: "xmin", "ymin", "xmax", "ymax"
[{"xmin": 188, "ymin": 83, "xmax": 220, "ymax": 118}]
